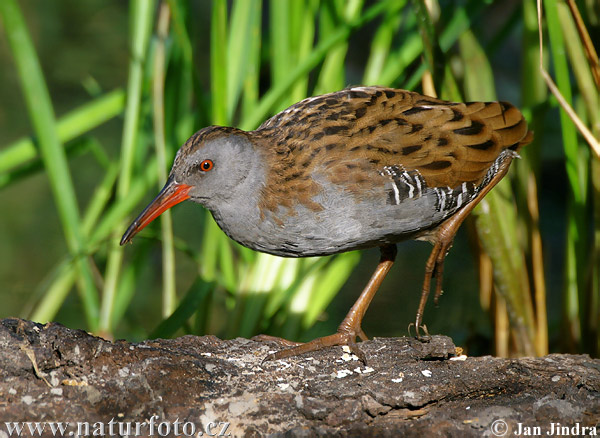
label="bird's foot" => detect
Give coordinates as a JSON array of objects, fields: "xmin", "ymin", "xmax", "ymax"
[
  {"xmin": 408, "ymin": 322, "xmax": 431, "ymax": 342},
  {"xmin": 260, "ymin": 327, "xmax": 368, "ymax": 364},
  {"xmin": 258, "ymin": 245, "xmax": 396, "ymax": 365}
]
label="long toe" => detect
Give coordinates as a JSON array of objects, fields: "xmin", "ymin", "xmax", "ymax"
[
  {"xmin": 263, "ymin": 331, "xmax": 364, "ymax": 363},
  {"xmin": 252, "ymin": 334, "xmax": 302, "ymax": 348}
]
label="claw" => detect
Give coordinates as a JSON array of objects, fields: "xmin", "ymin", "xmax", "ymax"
[{"xmin": 408, "ymin": 322, "xmax": 431, "ymax": 342}]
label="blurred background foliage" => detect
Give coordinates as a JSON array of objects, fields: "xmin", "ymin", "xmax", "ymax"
[{"xmin": 0, "ymin": 0, "xmax": 598, "ymax": 357}]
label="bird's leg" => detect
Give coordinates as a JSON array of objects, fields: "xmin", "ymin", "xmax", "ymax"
[
  {"xmin": 412, "ymin": 217, "xmax": 459, "ymax": 341},
  {"xmin": 411, "ymin": 155, "xmax": 516, "ymax": 340},
  {"xmin": 263, "ymin": 245, "xmax": 397, "ymax": 362}
]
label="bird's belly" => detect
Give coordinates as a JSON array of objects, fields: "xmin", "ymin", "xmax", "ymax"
[{"xmin": 211, "ymin": 189, "xmax": 453, "ymax": 258}]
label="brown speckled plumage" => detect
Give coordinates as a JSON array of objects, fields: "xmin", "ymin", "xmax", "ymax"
[
  {"xmin": 122, "ymin": 86, "xmax": 532, "ymax": 361},
  {"xmin": 248, "ymin": 87, "xmax": 531, "ymax": 220}
]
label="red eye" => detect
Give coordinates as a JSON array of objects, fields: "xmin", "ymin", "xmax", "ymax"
[{"xmin": 200, "ymin": 159, "xmax": 213, "ymax": 171}]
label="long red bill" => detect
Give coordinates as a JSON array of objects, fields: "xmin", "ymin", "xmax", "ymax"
[{"xmin": 120, "ymin": 178, "xmax": 192, "ymax": 245}]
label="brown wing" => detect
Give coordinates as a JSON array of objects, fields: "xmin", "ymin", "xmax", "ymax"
[
  {"xmin": 253, "ymin": 87, "xmax": 532, "ymax": 216},
  {"xmin": 375, "ymin": 97, "xmax": 531, "ymax": 187}
]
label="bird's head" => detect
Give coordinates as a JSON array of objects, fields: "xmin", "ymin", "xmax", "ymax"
[{"xmin": 120, "ymin": 126, "xmax": 259, "ymax": 245}]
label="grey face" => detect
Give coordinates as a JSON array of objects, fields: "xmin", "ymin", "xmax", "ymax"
[
  {"xmin": 119, "ymin": 128, "xmax": 266, "ymax": 246},
  {"xmin": 171, "ymin": 133, "xmax": 261, "ymax": 210}
]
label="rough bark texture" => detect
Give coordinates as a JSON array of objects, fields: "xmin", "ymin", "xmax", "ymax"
[{"xmin": 1, "ymin": 318, "xmax": 599, "ymax": 437}]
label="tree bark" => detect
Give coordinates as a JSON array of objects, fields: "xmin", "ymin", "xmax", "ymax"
[{"xmin": 1, "ymin": 318, "xmax": 598, "ymax": 437}]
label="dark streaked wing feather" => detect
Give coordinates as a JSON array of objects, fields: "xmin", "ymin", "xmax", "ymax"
[{"xmin": 253, "ymin": 86, "xmax": 532, "ymax": 217}]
